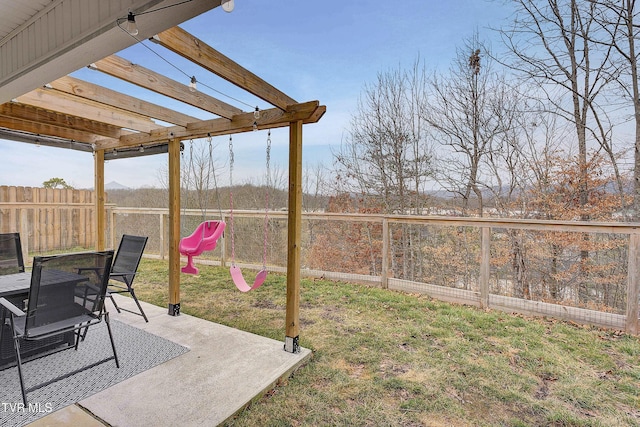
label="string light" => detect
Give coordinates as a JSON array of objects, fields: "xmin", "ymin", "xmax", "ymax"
[
  {"xmin": 125, "ymin": 11, "xmax": 138, "ymax": 36},
  {"xmin": 120, "ymin": 33, "xmax": 259, "ymax": 109},
  {"xmin": 221, "ymin": 0, "xmax": 235, "ymax": 13},
  {"xmin": 114, "ymin": 2, "xmax": 263, "ymax": 116}
]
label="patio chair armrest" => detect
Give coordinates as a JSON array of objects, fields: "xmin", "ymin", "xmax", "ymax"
[
  {"xmin": 83, "ymin": 282, "xmax": 102, "ymax": 292},
  {"xmin": 78, "ymin": 266, "xmax": 106, "ymax": 277},
  {"xmin": 110, "ymin": 271, "xmax": 137, "ymax": 279},
  {"xmin": 0, "ymin": 297, "xmax": 25, "ymax": 317},
  {"xmin": 78, "ymin": 267, "xmax": 108, "ymax": 285}
]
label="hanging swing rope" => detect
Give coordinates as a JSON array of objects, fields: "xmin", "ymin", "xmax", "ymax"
[
  {"xmin": 209, "ymin": 135, "xmax": 224, "ymax": 222},
  {"xmin": 262, "ymin": 131, "xmax": 271, "ymax": 270},
  {"xmin": 228, "ymin": 135, "xmax": 237, "ymax": 265},
  {"xmin": 180, "ymin": 140, "xmax": 195, "ymax": 236},
  {"xmin": 228, "ymin": 131, "xmax": 271, "ymax": 292}
]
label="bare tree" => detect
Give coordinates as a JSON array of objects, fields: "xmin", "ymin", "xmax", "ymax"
[
  {"xmin": 303, "ymin": 161, "xmax": 328, "ymax": 212},
  {"xmin": 425, "ymin": 35, "xmax": 515, "ymax": 216},
  {"xmin": 496, "ymin": 0, "xmax": 620, "ymax": 221},
  {"xmin": 333, "ymin": 58, "xmax": 433, "ymax": 215},
  {"xmin": 589, "ymin": 0, "xmax": 639, "ymax": 218}
]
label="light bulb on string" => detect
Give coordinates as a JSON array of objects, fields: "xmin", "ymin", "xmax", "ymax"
[
  {"xmin": 254, "ymin": 107, "xmax": 260, "ymax": 119},
  {"xmin": 189, "ymin": 76, "xmax": 197, "ymax": 92},
  {"xmin": 125, "ymin": 12, "xmax": 138, "ymax": 36},
  {"xmin": 221, "ymin": 0, "xmax": 235, "ymax": 13},
  {"xmin": 253, "ymin": 121, "xmax": 258, "ymax": 131}
]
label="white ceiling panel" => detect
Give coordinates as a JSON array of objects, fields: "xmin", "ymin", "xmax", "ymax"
[{"xmin": 0, "ymin": 0, "xmax": 221, "ymax": 103}]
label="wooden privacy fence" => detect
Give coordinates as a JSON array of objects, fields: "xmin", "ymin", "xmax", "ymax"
[{"xmin": 0, "ymin": 186, "xmax": 95, "ymax": 255}]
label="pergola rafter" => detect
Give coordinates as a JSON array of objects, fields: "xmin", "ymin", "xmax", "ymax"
[
  {"xmin": 0, "ymin": 102, "xmax": 123, "ymax": 139},
  {"xmin": 14, "ymin": 88, "xmax": 161, "ymax": 134},
  {"xmin": 49, "ymin": 76, "xmax": 201, "ymax": 127},
  {"xmin": 90, "ymin": 54, "xmax": 243, "ymax": 120},
  {"xmin": 152, "ymin": 26, "xmax": 297, "ymax": 110}
]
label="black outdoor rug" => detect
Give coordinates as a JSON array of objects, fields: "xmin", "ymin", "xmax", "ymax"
[{"xmin": 0, "ymin": 319, "xmax": 189, "ymax": 427}]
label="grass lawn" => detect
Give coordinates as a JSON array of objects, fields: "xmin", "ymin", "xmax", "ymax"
[{"xmin": 133, "ymin": 259, "xmax": 640, "ymax": 426}]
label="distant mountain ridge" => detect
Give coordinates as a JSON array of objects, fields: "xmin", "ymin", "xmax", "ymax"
[{"xmin": 105, "ymin": 181, "xmax": 130, "ymax": 190}]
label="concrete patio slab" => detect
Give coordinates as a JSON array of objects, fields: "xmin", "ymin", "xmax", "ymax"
[{"xmin": 29, "ymin": 295, "xmax": 312, "ymax": 427}]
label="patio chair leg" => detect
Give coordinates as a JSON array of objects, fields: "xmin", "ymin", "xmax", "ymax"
[
  {"xmin": 9, "ymin": 316, "xmax": 28, "ymax": 405},
  {"xmin": 109, "ymin": 293, "xmax": 122, "ymax": 313},
  {"xmin": 129, "ymin": 288, "xmax": 149, "ymax": 322},
  {"xmin": 74, "ymin": 329, "xmax": 81, "ymax": 350},
  {"xmin": 104, "ymin": 311, "xmax": 120, "ymax": 368},
  {"xmin": 80, "ymin": 324, "xmax": 90, "ymax": 341}
]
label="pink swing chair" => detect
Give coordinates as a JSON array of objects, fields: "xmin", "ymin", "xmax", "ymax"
[{"xmin": 179, "ymin": 220, "xmax": 226, "ymax": 275}]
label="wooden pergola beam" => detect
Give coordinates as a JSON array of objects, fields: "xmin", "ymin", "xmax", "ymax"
[
  {"xmin": 0, "ymin": 102, "xmax": 123, "ymax": 139},
  {"xmin": 0, "ymin": 114, "xmax": 116, "ymax": 145},
  {"xmin": 99, "ymin": 101, "xmax": 325, "ymax": 149},
  {"xmin": 49, "ymin": 76, "xmax": 201, "ymax": 127},
  {"xmin": 91, "ymin": 55, "xmax": 243, "ymax": 120},
  {"xmin": 152, "ymin": 26, "xmax": 297, "ymax": 110},
  {"xmin": 15, "ymin": 88, "xmax": 161, "ymax": 134}
]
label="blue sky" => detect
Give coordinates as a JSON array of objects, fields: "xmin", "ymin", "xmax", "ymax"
[{"xmin": 0, "ymin": 0, "xmax": 513, "ymax": 189}]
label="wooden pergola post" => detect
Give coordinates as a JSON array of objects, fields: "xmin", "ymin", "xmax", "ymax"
[
  {"xmin": 479, "ymin": 227, "xmax": 490, "ymax": 309},
  {"xmin": 285, "ymin": 120, "xmax": 303, "ymax": 353},
  {"xmin": 168, "ymin": 138, "xmax": 181, "ymax": 316},
  {"xmin": 94, "ymin": 149, "xmax": 105, "ymax": 251}
]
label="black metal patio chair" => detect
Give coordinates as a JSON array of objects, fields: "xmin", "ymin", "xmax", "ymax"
[
  {"xmin": 0, "ymin": 250, "xmax": 119, "ymax": 405},
  {"xmin": 0, "ymin": 232, "xmax": 25, "ymax": 275},
  {"xmin": 107, "ymin": 235, "xmax": 149, "ymax": 322}
]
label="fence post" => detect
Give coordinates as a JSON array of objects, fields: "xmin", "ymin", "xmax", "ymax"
[
  {"xmin": 381, "ymin": 218, "xmax": 389, "ymax": 289},
  {"xmin": 160, "ymin": 212, "xmax": 166, "ymax": 260},
  {"xmin": 626, "ymin": 234, "xmax": 640, "ymax": 335},
  {"xmin": 480, "ymin": 227, "xmax": 490, "ymax": 309},
  {"xmin": 110, "ymin": 209, "xmax": 116, "ymax": 249},
  {"xmin": 20, "ymin": 208, "xmax": 29, "ymax": 260}
]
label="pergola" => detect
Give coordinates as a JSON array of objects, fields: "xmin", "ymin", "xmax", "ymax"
[{"xmin": 0, "ymin": 0, "xmax": 325, "ymax": 353}]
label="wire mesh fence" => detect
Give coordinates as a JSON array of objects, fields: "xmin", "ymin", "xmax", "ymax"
[
  {"xmin": 2, "ymin": 202, "xmax": 638, "ymax": 333},
  {"xmin": 105, "ymin": 209, "xmax": 637, "ymax": 332}
]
